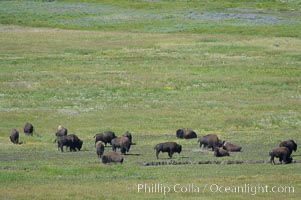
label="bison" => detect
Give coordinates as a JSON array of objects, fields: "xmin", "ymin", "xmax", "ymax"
[
  {"xmin": 57, "ymin": 134, "xmax": 83, "ymax": 152},
  {"xmin": 111, "ymin": 136, "xmax": 131, "ymax": 154},
  {"xmin": 123, "ymin": 131, "xmax": 133, "ymax": 144},
  {"xmin": 214, "ymin": 147, "xmax": 230, "ymax": 157},
  {"xmin": 222, "ymin": 141, "xmax": 242, "ymax": 152},
  {"xmin": 102, "ymin": 152, "xmax": 124, "ymax": 164},
  {"xmin": 155, "ymin": 142, "xmax": 182, "ymax": 159},
  {"xmin": 269, "ymin": 147, "xmax": 292, "ymax": 165},
  {"xmin": 96, "ymin": 141, "xmax": 105, "ymax": 158},
  {"xmin": 23, "ymin": 122, "xmax": 34, "ymax": 136},
  {"xmin": 176, "ymin": 128, "xmax": 197, "ymax": 139},
  {"xmin": 279, "ymin": 140, "xmax": 297, "ymax": 155},
  {"xmin": 94, "ymin": 131, "xmax": 117, "ymax": 146},
  {"xmin": 198, "ymin": 134, "xmax": 223, "ymax": 151},
  {"xmin": 55, "ymin": 125, "xmax": 68, "ymax": 138},
  {"xmin": 10, "ymin": 128, "xmax": 19, "ymax": 144}
]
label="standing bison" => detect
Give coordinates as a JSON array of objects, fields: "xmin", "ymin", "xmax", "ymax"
[
  {"xmin": 94, "ymin": 131, "xmax": 117, "ymax": 146},
  {"xmin": 96, "ymin": 141, "xmax": 105, "ymax": 158},
  {"xmin": 102, "ymin": 152, "xmax": 124, "ymax": 164},
  {"xmin": 23, "ymin": 122, "xmax": 34, "ymax": 136},
  {"xmin": 155, "ymin": 142, "xmax": 182, "ymax": 159},
  {"xmin": 198, "ymin": 134, "xmax": 223, "ymax": 150},
  {"xmin": 111, "ymin": 136, "xmax": 131, "ymax": 154},
  {"xmin": 176, "ymin": 128, "xmax": 197, "ymax": 139},
  {"xmin": 279, "ymin": 140, "xmax": 297, "ymax": 154},
  {"xmin": 57, "ymin": 134, "xmax": 83, "ymax": 152},
  {"xmin": 269, "ymin": 147, "xmax": 292, "ymax": 165},
  {"xmin": 222, "ymin": 141, "xmax": 242, "ymax": 152},
  {"xmin": 10, "ymin": 128, "xmax": 19, "ymax": 144}
]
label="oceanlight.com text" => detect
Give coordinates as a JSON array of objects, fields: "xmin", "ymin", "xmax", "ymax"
[{"xmin": 129, "ymin": 183, "xmax": 295, "ymax": 196}]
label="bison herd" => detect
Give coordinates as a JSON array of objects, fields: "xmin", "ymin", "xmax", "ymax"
[{"xmin": 9, "ymin": 124, "xmax": 298, "ymax": 165}]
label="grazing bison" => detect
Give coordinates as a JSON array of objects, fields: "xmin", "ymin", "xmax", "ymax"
[
  {"xmin": 23, "ymin": 122, "xmax": 34, "ymax": 136},
  {"xmin": 269, "ymin": 147, "xmax": 292, "ymax": 165},
  {"xmin": 279, "ymin": 140, "xmax": 297, "ymax": 154},
  {"xmin": 155, "ymin": 142, "xmax": 182, "ymax": 159},
  {"xmin": 176, "ymin": 128, "xmax": 197, "ymax": 139},
  {"xmin": 198, "ymin": 134, "xmax": 223, "ymax": 150},
  {"xmin": 96, "ymin": 141, "xmax": 105, "ymax": 158},
  {"xmin": 10, "ymin": 128, "xmax": 19, "ymax": 144},
  {"xmin": 111, "ymin": 136, "xmax": 131, "ymax": 154},
  {"xmin": 57, "ymin": 134, "xmax": 83, "ymax": 152},
  {"xmin": 222, "ymin": 141, "xmax": 242, "ymax": 152},
  {"xmin": 102, "ymin": 152, "xmax": 124, "ymax": 164},
  {"xmin": 214, "ymin": 147, "xmax": 230, "ymax": 157},
  {"xmin": 55, "ymin": 125, "xmax": 68, "ymax": 138},
  {"xmin": 94, "ymin": 131, "xmax": 117, "ymax": 146}
]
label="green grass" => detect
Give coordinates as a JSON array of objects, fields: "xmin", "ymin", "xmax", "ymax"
[{"xmin": 1, "ymin": 0, "xmax": 301, "ymax": 199}]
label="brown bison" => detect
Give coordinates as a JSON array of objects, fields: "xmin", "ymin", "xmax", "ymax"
[
  {"xmin": 57, "ymin": 134, "xmax": 83, "ymax": 152},
  {"xmin": 23, "ymin": 122, "xmax": 34, "ymax": 136},
  {"xmin": 123, "ymin": 131, "xmax": 133, "ymax": 144},
  {"xmin": 102, "ymin": 152, "xmax": 124, "ymax": 164},
  {"xmin": 55, "ymin": 125, "xmax": 68, "ymax": 138},
  {"xmin": 279, "ymin": 140, "xmax": 297, "ymax": 154},
  {"xmin": 94, "ymin": 131, "xmax": 117, "ymax": 146},
  {"xmin": 176, "ymin": 128, "xmax": 197, "ymax": 139},
  {"xmin": 111, "ymin": 136, "xmax": 131, "ymax": 154},
  {"xmin": 96, "ymin": 141, "xmax": 105, "ymax": 158},
  {"xmin": 198, "ymin": 134, "xmax": 223, "ymax": 150},
  {"xmin": 214, "ymin": 147, "xmax": 230, "ymax": 157},
  {"xmin": 10, "ymin": 128, "xmax": 19, "ymax": 144},
  {"xmin": 155, "ymin": 142, "xmax": 182, "ymax": 159},
  {"xmin": 222, "ymin": 141, "xmax": 242, "ymax": 152},
  {"xmin": 269, "ymin": 147, "xmax": 292, "ymax": 165}
]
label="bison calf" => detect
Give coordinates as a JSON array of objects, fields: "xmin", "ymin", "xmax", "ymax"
[
  {"xmin": 96, "ymin": 141, "xmax": 105, "ymax": 158},
  {"xmin": 10, "ymin": 128, "xmax": 19, "ymax": 144},
  {"xmin": 176, "ymin": 128, "xmax": 197, "ymax": 139},
  {"xmin": 155, "ymin": 142, "xmax": 182, "ymax": 159},
  {"xmin": 269, "ymin": 147, "xmax": 292, "ymax": 165},
  {"xmin": 102, "ymin": 152, "xmax": 124, "ymax": 164},
  {"xmin": 55, "ymin": 125, "xmax": 68, "ymax": 138}
]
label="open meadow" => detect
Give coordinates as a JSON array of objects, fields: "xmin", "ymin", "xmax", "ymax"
[{"xmin": 0, "ymin": 0, "xmax": 301, "ymax": 199}]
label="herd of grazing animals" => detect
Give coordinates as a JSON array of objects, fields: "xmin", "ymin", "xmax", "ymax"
[{"xmin": 9, "ymin": 124, "xmax": 298, "ymax": 165}]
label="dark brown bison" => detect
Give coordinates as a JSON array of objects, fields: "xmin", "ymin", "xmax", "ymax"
[
  {"xmin": 94, "ymin": 131, "xmax": 117, "ymax": 146},
  {"xmin": 102, "ymin": 152, "xmax": 124, "ymax": 164},
  {"xmin": 23, "ymin": 122, "xmax": 34, "ymax": 136},
  {"xmin": 55, "ymin": 125, "xmax": 68, "ymax": 138},
  {"xmin": 279, "ymin": 140, "xmax": 297, "ymax": 154},
  {"xmin": 96, "ymin": 141, "xmax": 105, "ymax": 158},
  {"xmin": 57, "ymin": 134, "xmax": 83, "ymax": 152},
  {"xmin": 10, "ymin": 128, "xmax": 19, "ymax": 144},
  {"xmin": 222, "ymin": 141, "xmax": 242, "ymax": 152},
  {"xmin": 198, "ymin": 134, "xmax": 223, "ymax": 150},
  {"xmin": 123, "ymin": 131, "xmax": 133, "ymax": 144},
  {"xmin": 155, "ymin": 142, "xmax": 182, "ymax": 159},
  {"xmin": 111, "ymin": 136, "xmax": 131, "ymax": 154},
  {"xmin": 176, "ymin": 128, "xmax": 197, "ymax": 139},
  {"xmin": 269, "ymin": 147, "xmax": 292, "ymax": 165},
  {"xmin": 214, "ymin": 147, "xmax": 230, "ymax": 157}
]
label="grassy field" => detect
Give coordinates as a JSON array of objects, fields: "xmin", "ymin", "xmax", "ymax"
[{"xmin": 0, "ymin": 0, "xmax": 301, "ymax": 199}]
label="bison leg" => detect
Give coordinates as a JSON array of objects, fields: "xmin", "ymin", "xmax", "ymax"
[
  {"xmin": 270, "ymin": 156, "xmax": 275, "ymax": 165},
  {"xmin": 168, "ymin": 151, "xmax": 173, "ymax": 159},
  {"xmin": 156, "ymin": 150, "xmax": 160, "ymax": 159}
]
